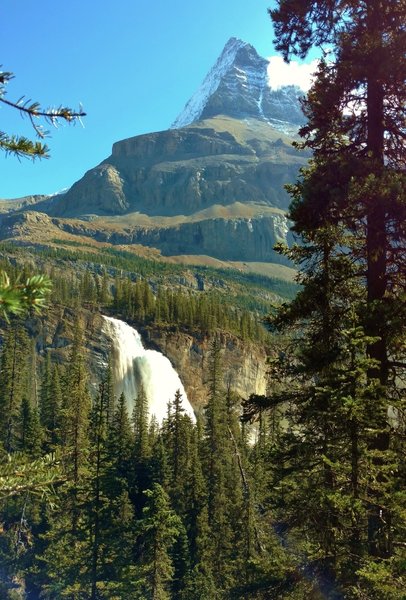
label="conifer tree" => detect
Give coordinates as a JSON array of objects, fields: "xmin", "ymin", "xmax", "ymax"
[
  {"xmin": 183, "ymin": 505, "xmax": 218, "ymax": 600},
  {"xmin": 39, "ymin": 352, "xmax": 61, "ymax": 452},
  {"xmin": 182, "ymin": 422, "xmax": 217, "ymax": 599},
  {"xmin": 39, "ymin": 351, "xmax": 52, "ymax": 428},
  {"xmin": 166, "ymin": 390, "xmax": 194, "ymax": 517},
  {"xmin": 113, "ymin": 275, "xmax": 124, "ymax": 311},
  {"xmin": 134, "ymin": 483, "xmax": 182, "ymax": 600},
  {"xmin": 60, "ymin": 321, "xmax": 91, "ymax": 485},
  {"xmin": 203, "ymin": 337, "xmax": 239, "ymax": 592},
  {"xmin": 87, "ymin": 386, "xmax": 136, "ymax": 598},
  {"xmin": 241, "ymin": 2, "xmax": 406, "ymax": 595},
  {"xmin": 88, "ymin": 384, "xmax": 109, "ymax": 600},
  {"xmin": 19, "ymin": 397, "xmax": 43, "ymax": 458},
  {"xmin": 57, "ymin": 319, "xmax": 91, "ymax": 543},
  {"xmin": 131, "ymin": 384, "xmax": 153, "ymax": 511},
  {"xmin": 0, "ymin": 323, "xmax": 30, "ymax": 452},
  {"xmin": 48, "ymin": 364, "xmax": 63, "ymax": 449},
  {"xmin": 149, "ymin": 428, "xmax": 171, "ymax": 493},
  {"xmin": 183, "ymin": 422, "xmax": 206, "ymax": 561},
  {"xmin": 108, "ymin": 391, "xmax": 133, "ymax": 493},
  {"xmin": 133, "ymin": 384, "xmax": 150, "ymax": 461},
  {"xmin": 100, "ymin": 356, "xmax": 116, "ymax": 427},
  {"xmin": 100, "ymin": 269, "xmax": 112, "ymax": 306}
]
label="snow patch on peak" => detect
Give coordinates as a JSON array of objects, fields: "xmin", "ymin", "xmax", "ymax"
[{"xmin": 171, "ymin": 38, "xmax": 251, "ymax": 129}]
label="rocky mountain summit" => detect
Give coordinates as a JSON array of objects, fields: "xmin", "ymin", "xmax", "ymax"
[
  {"xmin": 1, "ymin": 39, "xmax": 309, "ymax": 268},
  {"xmin": 172, "ymin": 37, "xmax": 305, "ymax": 135}
]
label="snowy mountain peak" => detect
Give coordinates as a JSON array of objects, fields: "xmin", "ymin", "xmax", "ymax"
[
  {"xmin": 220, "ymin": 36, "xmax": 250, "ymax": 55},
  {"xmin": 172, "ymin": 38, "xmax": 306, "ymax": 134},
  {"xmin": 172, "ymin": 38, "xmax": 265, "ymax": 129}
]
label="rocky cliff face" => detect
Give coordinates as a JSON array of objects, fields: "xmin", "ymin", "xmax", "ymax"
[
  {"xmin": 43, "ymin": 119, "xmax": 306, "ymax": 219},
  {"xmin": 23, "ymin": 307, "xmax": 268, "ymax": 411},
  {"xmin": 0, "ymin": 204, "xmax": 292, "ymax": 263},
  {"xmin": 142, "ymin": 327, "xmax": 268, "ymax": 410},
  {"xmin": 58, "ymin": 211, "xmax": 291, "ymax": 263}
]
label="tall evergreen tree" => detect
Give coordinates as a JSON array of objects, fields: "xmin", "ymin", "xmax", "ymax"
[
  {"xmin": 102, "ymin": 356, "xmax": 116, "ymax": 427},
  {"xmin": 203, "ymin": 337, "xmax": 240, "ymax": 592},
  {"xmin": 58, "ymin": 319, "xmax": 91, "ymax": 540},
  {"xmin": 271, "ymin": 0, "xmax": 405, "ymax": 389},
  {"xmin": 134, "ymin": 483, "xmax": 182, "ymax": 600},
  {"xmin": 88, "ymin": 384, "xmax": 109, "ymax": 600},
  {"xmin": 133, "ymin": 384, "xmax": 150, "ymax": 462},
  {"xmin": 60, "ymin": 322, "xmax": 91, "ymax": 482},
  {"xmin": 181, "ymin": 416, "xmax": 218, "ymax": 600},
  {"xmin": 19, "ymin": 397, "xmax": 43, "ymax": 457},
  {"xmin": 39, "ymin": 352, "xmax": 62, "ymax": 452},
  {"xmin": 166, "ymin": 390, "xmax": 194, "ymax": 517},
  {"xmin": 0, "ymin": 323, "xmax": 30, "ymax": 452},
  {"xmin": 48, "ymin": 364, "xmax": 63, "ymax": 450},
  {"xmin": 241, "ymin": 2, "xmax": 406, "ymax": 596},
  {"xmin": 108, "ymin": 391, "xmax": 133, "ymax": 493}
]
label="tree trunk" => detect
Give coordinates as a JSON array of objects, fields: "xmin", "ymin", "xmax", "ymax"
[{"xmin": 365, "ymin": 0, "xmax": 391, "ymax": 559}]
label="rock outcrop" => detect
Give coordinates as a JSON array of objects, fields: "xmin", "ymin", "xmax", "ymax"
[
  {"xmin": 43, "ymin": 119, "xmax": 307, "ymax": 219},
  {"xmin": 143, "ymin": 327, "xmax": 268, "ymax": 410},
  {"xmin": 58, "ymin": 211, "xmax": 291, "ymax": 263}
]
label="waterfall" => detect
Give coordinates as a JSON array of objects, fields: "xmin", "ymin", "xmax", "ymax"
[{"xmin": 101, "ymin": 315, "xmax": 195, "ymax": 423}]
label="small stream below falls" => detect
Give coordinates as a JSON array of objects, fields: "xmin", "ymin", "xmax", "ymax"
[{"xmin": 101, "ymin": 315, "xmax": 195, "ymax": 423}]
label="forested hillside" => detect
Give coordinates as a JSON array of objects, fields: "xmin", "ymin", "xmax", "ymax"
[
  {"xmin": 0, "ymin": 254, "xmax": 301, "ymax": 600},
  {"xmin": 0, "ymin": 318, "xmax": 286, "ymax": 599}
]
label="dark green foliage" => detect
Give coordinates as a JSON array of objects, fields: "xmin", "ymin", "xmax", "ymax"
[
  {"xmin": 0, "ymin": 308, "xmax": 283, "ymax": 597},
  {"xmin": 59, "ymin": 320, "xmax": 91, "ymax": 485},
  {"xmin": 0, "ymin": 271, "xmax": 52, "ymax": 319},
  {"xmin": 39, "ymin": 354, "xmax": 62, "ymax": 452},
  {"xmin": 109, "ymin": 392, "xmax": 133, "ymax": 476},
  {"xmin": 113, "ymin": 278, "xmax": 268, "ymax": 342},
  {"xmin": 2, "ymin": 25, "xmax": 405, "ymax": 587},
  {"xmin": 0, "ymin": 323, "xmax": 31, "ymax": 453},
  {"xmin": 19, "ymin": 398, "xmax": 42, "ymax": 458},
  {"xmin": 133, "ymin": 385, "xmax": 150, "ymax": 461},
  {"xmin": 0, "ymin": 314, "xmax": 323, "ymax": 599},
  {"xmin": 134, "ymin": 484, "xmax": 182, "ymax": 600},
  {"xmin": 237, "ymin": 2, "xmax": 406, "ymax": 598}
]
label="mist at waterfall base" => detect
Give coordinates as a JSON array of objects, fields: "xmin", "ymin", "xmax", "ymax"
[{"xmin": 102, "ymin": 316, "xmax": 195, "ymax": 423}]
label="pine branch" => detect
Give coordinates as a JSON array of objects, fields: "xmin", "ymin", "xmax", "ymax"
[
  {"xmin": 0, "ymin": 67, "xmax": 86, "ymax": 158},
  {"xmin": 0, "ymin": 453, "xmax": 67, "ymax": 500},
  {"xmin": 0, "ymin": 476, "xmax": 67, "ymax": 499},
  {"xmin": 0, "ymin": 96, "xmax": 86, "ymax": 122},
  {"xmin": 0, "ymin": 271, "xmax": 52, "ymax": 319}
]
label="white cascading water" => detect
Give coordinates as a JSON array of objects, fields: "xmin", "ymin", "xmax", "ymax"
[{"xmin": 101, "ymin": 315, "xmax": 195, "ymax": 424}]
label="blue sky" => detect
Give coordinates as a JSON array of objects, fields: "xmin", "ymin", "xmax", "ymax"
[{"xmin": 1, "ymin": 1, "xmax": 316, "ymax": 199}]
